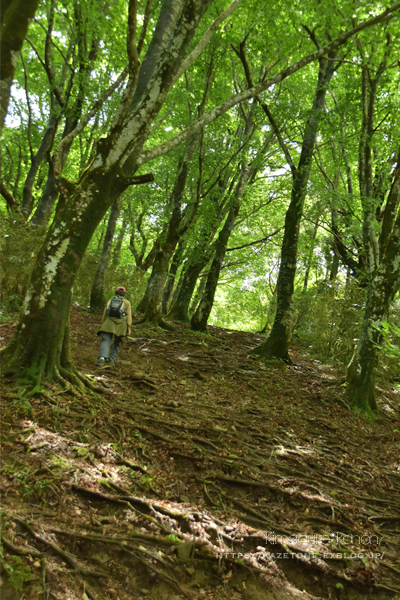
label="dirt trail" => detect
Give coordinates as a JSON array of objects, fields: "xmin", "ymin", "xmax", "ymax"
[{"xmin": 1, "ymin": 307, "xmax": 400, "ymax": 600}]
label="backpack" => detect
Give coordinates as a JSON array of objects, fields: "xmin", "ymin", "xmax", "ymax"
[{"xmin": 107, "ymin": 296, "xmax": 126, "ymax": 319}]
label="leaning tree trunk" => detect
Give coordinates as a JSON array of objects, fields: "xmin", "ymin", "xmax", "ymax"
[
  {"xmin": 167, "ymin": 184, "xmax": 231, "ymax": 322},
  {"xmin": 137, "ymin": 241, "xmax": 179, "ymax": 323},
  {"xmin": 0, "ymin": 0, "xmax": 40, "ymax": 134},
  {"xmin": 168, "ymin": 252, "xmax": 210, "ymax": 322},
  {"xmin": 29, "ymin": 21, "xmax": 101, "ymax": 226},
  {"xmin": 137, "ymin": 145, "xmax": 195, "ymax": 325},
  {"xmin": 90, "ymin": 195, "xmax": 123, "ymax": 312},
  {"xmin": 188, "ymin": 271, "xmax": 207, "ymax": 317},
  {"xmin": 168, "ymin": 264, "xmax": 186, "ymax": 314},
  {"xmin": 303, "ymin": 218, "xmax": 319, "ymax": 292},
  {"xmin": 29, "ymin": 165, "xmax": 60, "ymax": 226},
  {"xmin": 111, "ymin": 217, "xmax": 128, "ymax": 268},
  {"xmin": 191, "ymin": 196, "xmax": 242, "ymax": 331},
  {"xmin": 29, "ymin": 123, "xmax": 80, "ymax": 227},
  {"xmin": 20, "ymin": 115, "xmax": 60, "ymax": 219},
  {"xmin": 0, "ymin": 170, "xmax": 125, "ymax": 390},
  {"xmin": 254, "ymin": 51, "xmax": 337, "ymax": 362},
  {"xmin": 329, "ymin": 252, "xmax": 340, "ymax": 281},
  {"xmin": 162, "ymin": 237, "xmax": 186, "ymax": 314}
]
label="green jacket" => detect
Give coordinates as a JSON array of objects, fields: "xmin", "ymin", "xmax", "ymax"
[{"xmin": 97, "ymin": 297, "xmax": 132, "ymax": 338}]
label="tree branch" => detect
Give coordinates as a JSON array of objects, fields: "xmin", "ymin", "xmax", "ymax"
[
  {"xmin": 379, "ymin": 154, "xmax": 400, "ymax": 256},
  {"xmin": 138, "ymin": 4, "xmax": 400, "ymax": 166},
  {"xmin": 301, "ymin": 24, "xmax": 320, "ymax": 50},
  {"xmin": 122, "ymin": 173, "xmax": 154, "ymax": 186},
  {"xmin": 33, "ymin": 17, "xmax": 73, "ymax": 71},
  {"xmin": 44, "ymin": 0, "xmax": 64, "ymax": 108},
  {"xmin": 137, "ymin": 0, "xmax": 153, "ymax": 56},
  {"xmin": 227, "ymin": 228, "xmax": 284, "ymax": 252},
  {"xmin": 233, "ymin": 38, "xmax": 295, "ymax": 173},
  {"xmin": 257, "ymin": 102, "xmax": 295, "ymax": 173},
  {"xmin": 172, "ymin": 0, "xmax": 244, "ymax": 85},
  {"xmin": 20, "ymin": 52, "xmax": 33, "ymax": 159},
  {"xmin": 150, "ymin": 101, "xmax": 176, "ymax": 132},
  {"xmin": 1, "ymin": 181, "xmax": 19, "ymax": 211},
  {"xmin": 53, "ymin": 67, "xmax": 129, "ymax": 177},
  {"xmin": 127, "ymin": 0, "xmax": 139, "ymax": 78}
]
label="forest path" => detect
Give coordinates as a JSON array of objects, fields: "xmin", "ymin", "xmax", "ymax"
[{"xmin": 1, "ymin": 307, "xmax": 400, "ymax": 600}]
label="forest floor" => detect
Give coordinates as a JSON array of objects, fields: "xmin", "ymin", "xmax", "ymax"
[{"xmin": 1, "ymin": 306, "xmax": 400, "ymax": 600}]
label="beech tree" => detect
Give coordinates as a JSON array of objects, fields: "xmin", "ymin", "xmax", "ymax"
[
  {"xmin": 1, "ymin": 0, "xmax": 398, "ymax": 396},
  {"xmin": 344, "ymin": 31, "xmax": 400, "ymax": 411},
  {"xmin": 253, "ymin": 31, "xmax": 338, "ymax": 362}
]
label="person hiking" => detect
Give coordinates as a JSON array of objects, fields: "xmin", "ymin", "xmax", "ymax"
[{"xmin": 95, "ymin": 286, "xmax": 132, "ymax": 367}]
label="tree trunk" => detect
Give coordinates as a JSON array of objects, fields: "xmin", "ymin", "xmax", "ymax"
[
  {"xmin": 344, "ymin": 49, "xmax": 399, "ymax": 410},
  {"xmin": 329, "ymin": 252, "xmax": 340, "ymax": 281},
  {"xmin": 137, "ymin": 242, "xmax": 179, "ymax": 323},
  {"xmin": 168, "ymin": 264, "xmax": 186, "ymax": 314},
  {"xmin": 111, "ymin": 217, "xmax": 128, "ymax": 268},
  {"xmin": 0, "ymin": 170, "xmax": 122, "ymax": 387},
  {"xmin": 162, "ymin": 238, "xmax": 186, "ymax": 314},
  {"xmin": 303, "ymin": 218, "xmax": 319, "ymax": 292},
  {"xmin": 168, "ymin": 253, "xmax": 209, "ymax": 322},
  {"xmin": 191, "ymin": 194, "xmax": 243, "ymax": 331},
  {"xmin": 167, "ymin": 192, "xmax": 231, "ymax": 322},
  {"xmin": 255, "ymin": 52, "xmax": 337, "ymax": 361},
  {"xmin": 0, "ymin": 0, "xmax": 40, "ymax": 134},
  {"xmin": 189, "ymin": 271, "xmax": 207, "ymax": 317},
  {"xmin": 345, "ymin": 261, "xmax": 398, "ymax": 411},
  {"xmin": 90, "ymin": 195, "xmax": 123, "ymax": 312},
  {"xmin": 20, "ymin": 115, "xmax": 59, "ymax": 219},
  {"xmin": 29, "ymin": 165, "xmax": 60, "ymax": 226},
  {"xmin": 137, "ymin": 139, "xmax": 197, "ymax": 325},
  {"xmin": 28, "ymin": 11, "xmax": 101, "ymax": 226},
  {"xmin": 29, "ymin": 125, "xmax": 79, "ymax": 227},
  {"xmin": 346, "ymin": 165, "xmax": 400, "ymax": 410},
  {"xmin": 257, "ymin": 285, "xmax": 277, "ymax": 334}
]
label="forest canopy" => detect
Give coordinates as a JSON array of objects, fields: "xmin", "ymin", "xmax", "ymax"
[{"xmin": 1, "ymin": 0, "xmax": 400, "ymax": 411}]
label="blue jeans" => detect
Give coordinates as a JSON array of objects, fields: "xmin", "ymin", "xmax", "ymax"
[{"xmin": 98, "ymin": 332, "xmax": 122, "ymax": 361}]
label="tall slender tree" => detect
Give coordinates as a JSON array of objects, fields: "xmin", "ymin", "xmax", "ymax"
[
  {"xmin": 344, "ymin": 31, "xmax": 400, "ymax": 410},
  {"xmin": 253, "ymin": 34, "xmax": 338, "ymax": 362},
  {"xmin": 90, "ymin": 195, "xmax": 124, "ymax": 312}
]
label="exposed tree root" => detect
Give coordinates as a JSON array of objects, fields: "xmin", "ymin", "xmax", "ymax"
[
  {"xmin": 2, "ymin": 311, "xmax": 399, "ymax": 599},
  {"xmin": 14, "ymin": 516, "xmax": 108, "ymax": 578}
]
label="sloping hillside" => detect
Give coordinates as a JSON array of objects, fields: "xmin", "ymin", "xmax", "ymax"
[{"xmin": 1, "ymin": 307, "xmax": 400, "ymax": 600}]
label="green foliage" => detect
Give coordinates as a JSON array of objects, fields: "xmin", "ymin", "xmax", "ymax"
[
  {"xmin": 0, "ymin": 550, "xmax": 33, "ymax": 592},
  {"xmin": 10, "ymin": 397, "xmax": 34, "ymax": 418},
  {"xmin": 139, "ymin": 474, "xmax": 154, "ymax": 491},
  {"xmin": 1, "ymin": 0, "xmax": 399, "ymax": 403},
  {"xmin": 0, "ymin": 215, "xmax": 47, "ymax": 318},
  {"xmin": 373, "ymin": 320, "xmax": 400, "ymax": 366},
  {"xmin": 291, "ymin": 281, "xmax": 365, "ymax": 364}
]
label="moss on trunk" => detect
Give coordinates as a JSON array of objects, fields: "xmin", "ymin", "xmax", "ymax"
[
  {"xmin": 1, "ymin": 171, "xmax": 120, "ymax": 392},
  {"xmin": 253, "ymin": 53, "xmax": 337, "ymax": 362}
]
